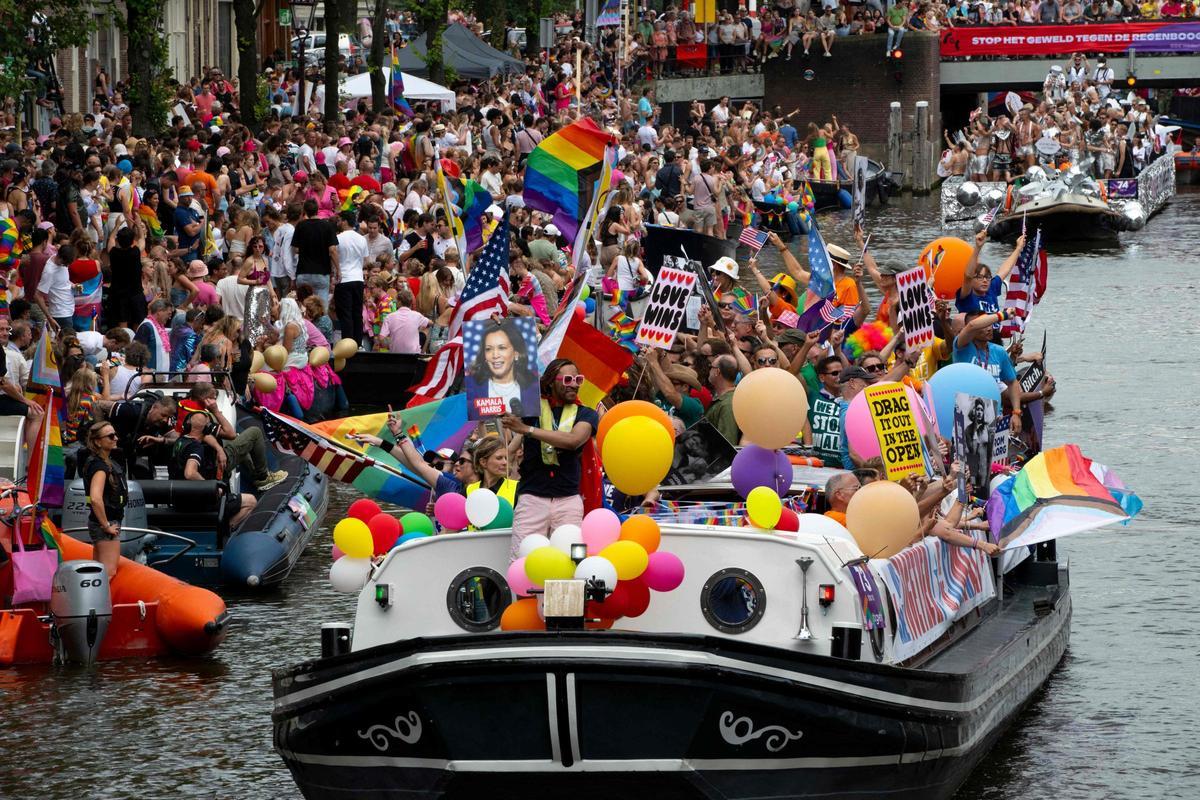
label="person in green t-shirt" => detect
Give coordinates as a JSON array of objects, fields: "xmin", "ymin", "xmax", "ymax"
[
  {"xmin": 704, "ymin": 354, "xmax": 742, "ymax": 446},
  {"xmin": 808, "ymin": 355, "xmax": 846, "ymax": 467},
  {"xmin": 646, "ymin": 348, "xmax": 704, "ymax": 429},
  {"xmin": 886, "ymin": 2, "xmax": 909, "ymax": 53}
]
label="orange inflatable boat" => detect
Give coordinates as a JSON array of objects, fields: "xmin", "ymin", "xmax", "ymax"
[{"xmin": 0, "ymin": 512, "xmax": 229, "ymax": 666}]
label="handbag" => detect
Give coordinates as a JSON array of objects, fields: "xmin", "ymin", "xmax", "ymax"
[{"xmin": 11, "ymin": 525, "xmax": 60, "ymax": 605}]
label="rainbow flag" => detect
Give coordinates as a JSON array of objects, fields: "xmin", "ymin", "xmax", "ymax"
[
  {"xmin": 29, "ymin": 328, "xmax": 61, "ymax": 390},
  {"xmin": 522, "ymin": 117, "xmax": 614, "ymax": 246},
  {"xmin": 137, "ymin": 205, "xmax": 164, "ymax": 239},
  {"xmin": 27, "ymin": 391, "xmax": 64, "ymax": 508},
  {"xmin": 310, "ymin": 394, "xmax": 473, "ymax": 464},
  {"xmin": 727, "ymin": 287, "xmax": 754, "ymax": 316},
  {"xmin": 607, "ymin": 308, "xmax": 638, "ymax": 353},
  {"xmin": 459, "ymin": 179, "xmax": 492, "ymax": 253},
  {"xmin": 389, "ymin": 49, "xmax": 413, "ymax": 118},
  {"xmin": 550, "ymin": 314, "xmax": 633, "ymax": 408},
  {"xmin": 434, "ymin": 155, "xmax": 468, "ymax": 258},
  {"xmin": 0, "ymin": 217, "xmax": 24, "ymax": 270},
  {"xmin": 986, "ymin": 444, "xmax": 1142, "ymax": 551}
]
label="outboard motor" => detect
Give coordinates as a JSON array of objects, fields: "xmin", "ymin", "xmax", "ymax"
[
  {"xmin": 62, "ymin": 478, "xmax": 152, "ymax": 561},
  {"xmin": 50, "ymin": 560, "xmax": 112, "ymax": 666}
]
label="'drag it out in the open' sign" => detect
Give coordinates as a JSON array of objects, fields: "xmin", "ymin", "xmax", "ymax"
[{"xmin": 636, "ymin": 266, "xmax": 698, "ymax": 350}]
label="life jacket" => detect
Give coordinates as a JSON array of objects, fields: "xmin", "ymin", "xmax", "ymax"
[{"xmin": 466, "ymin": 478, "xmax": 518, "ymax": 507}]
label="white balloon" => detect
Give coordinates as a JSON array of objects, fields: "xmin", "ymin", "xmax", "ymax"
[
  {"xmin": 796, "ymin": 513, "xmax": 856, "ymax": 542},
  {"xmin": 464, "ymin": 489, "xmax": 500, "ymax": 528},
  {"xmin": 574, "ymin": 556, "xmax": 618, "ymax": 591},
  {"xmin": 517, "ymin": 533, "xmax": 552, "ymax": 559},
  {"xmin": 329, "ymin": 556, "xmax": 373, "ymax": 593},
  {"xmin": 549, "ymin": 524, "xmax": 584, "ymax": 555}
]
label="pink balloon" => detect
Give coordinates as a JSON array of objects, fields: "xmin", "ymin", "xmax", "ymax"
[
  {"xmin": 581, "ymin": 508, "xmax": 621, "ymax": 555},
  {"xmin": 643, "ymin": 550, "xmax": 685, "ymax": 592},
  {"xmin": 507, "ymin": 557, "xmax": 536, "ymax": 597},
  {"xmin": 844, "ymin": 384, "xmax": 928, "ymax": 460},
  {"xmin": 434, "ymin": 492, "xmax": 469, "ymax": 531},
  {"xmin": 331, "ymin": 543, "xmax": 345, "ymax": 561}
]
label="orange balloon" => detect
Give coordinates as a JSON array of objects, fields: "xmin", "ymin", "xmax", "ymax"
[
  {"xmin": 920, "ymin": 237, "xmax": 975, "ymax": 299},
  {"xmin": 619, "ymin": 514, "xmax": 661, "ymax": 553},
  {"xmin": 597, "ymin": 400, "xmax": 675, "ymax": 453},
  {"xmin": 500, "ymin": 598, "xmax": 545, "ymax": 631}
]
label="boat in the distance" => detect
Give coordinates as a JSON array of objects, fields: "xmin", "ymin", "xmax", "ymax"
[
  {"xmin": 271, "ymin": 466, "xmax": 1083, "ymax": 800},
  {"xmin": 941, "ymin": 151, "xmax": 1175, "ymax": 240}
]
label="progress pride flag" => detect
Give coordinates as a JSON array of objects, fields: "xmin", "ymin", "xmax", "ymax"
[{"xmin": 940, "ymin": 22, "xmax": 1200, "ymax": 58}]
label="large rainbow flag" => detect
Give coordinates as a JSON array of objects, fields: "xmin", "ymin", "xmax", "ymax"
[
  {"xmin": 545, "ymin": 314, "xmax": 632, "ymax": 408},
  {"xmin": 310, "ymin": 393, "xmax": 474, "ymax": 468},
  {"xmin": 0, "ymin": 217, "xmax": 24, "ymax": 270},
  {"xmin": 458, "ymin": 179, "xmax": 493, "ymax": 253},
  {"xmin": 986, "ymin": 444, "xmax": 1142, "ymax": 550},
  {"xmin": 73, "ymin": 274, "xmax": 103, "ymax": 331},
  {"xmin": 29, "ymin": 329, "xmax": 61, "ymax": 390},
  {"xmin": 522, "ymin": 117, "xmax": 615, "ymax": 246},
  {"xmin": 27, "ymin": 391, "xmax": 64, "ymax": 508}
]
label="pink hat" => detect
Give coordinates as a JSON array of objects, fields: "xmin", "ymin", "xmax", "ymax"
[
  {"xmin": 293, "ymin": 170, "xmax": 308, "ymax": 183},
  {"xmin": 243, "ymin": 140, "xmax": 257, "ymax": 152},
  {"xmin": 37, "ymin": 221, "xmax": 55, "ymax": 231},
  {"xmin": 216, "ymin": 146, "xmax": 230, "ymax": 157},
  {"xmin": 337, "ymin": 136, "xmax": 353, "ymax": 147}
]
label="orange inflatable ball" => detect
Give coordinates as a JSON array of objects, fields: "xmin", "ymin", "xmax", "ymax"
[
  {"xmin": 619, "ymin": 514, "xmax": 661, "ymax": 553},
  {"xmin": 920, "ymin": 237, "xmax": 975, "ymax": 299},
  {"xmin": 597, "ymin": 400, "xmax": 676, "ymax": 453},
  {"xmin": 500, "ymin": 597, "xmax": 545, "ymax": 631},
  {"xmin": 844, "ymin": 480, "xmax": 921, "ymax": 559}
]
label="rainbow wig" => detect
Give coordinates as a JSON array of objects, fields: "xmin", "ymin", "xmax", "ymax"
[{"xmin": 844, "ymin": 321, "xmax": 893, "ymax": 360}]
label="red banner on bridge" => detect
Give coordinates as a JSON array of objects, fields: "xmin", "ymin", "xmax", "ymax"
[{"xmin": 940, "ymin": 22, "xmax": 1200, "ymax": 58}]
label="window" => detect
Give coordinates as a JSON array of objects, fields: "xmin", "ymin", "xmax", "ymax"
[
  {"xmin": 446, "ymin": 567, "xmax": 511, "ymax": 632},
  {"xmin": 701, "ymin": 568, "xmax": 766, "ymax": 634}
]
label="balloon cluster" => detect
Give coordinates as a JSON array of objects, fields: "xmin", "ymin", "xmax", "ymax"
[
  {"xmin": 598, "ymin": 401, "xmax": 676, "ymax": 496},
  {"xmin": 500, "ymin": 510, "xmax": 685, "ymax": 631},
  {"xmin": 250, "ymin": 337, "xmax": 360, "ymax": 395},
  {"xmin": 327, "ymin": 498, "xmax": 437, "ymax": 593},
  {"xmin": 432, "ymin": 489, "xmax": 513, "ymax": 532}
]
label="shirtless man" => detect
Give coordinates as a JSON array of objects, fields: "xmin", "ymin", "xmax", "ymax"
[
  {"xmin": 1014, "ymin": 105, "xmax": 1041, "ymax": 172},
  {"xmin": 969, "ymin": 115, "xmax": 992, "ymax": 182}
]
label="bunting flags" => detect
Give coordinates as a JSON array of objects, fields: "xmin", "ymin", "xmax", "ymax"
[
  {"xmin": 26, "ymin": 391, "xmax": 64, "ymax": 508},
  {"xmin": 389, "ymin": 50, "xmax": 414, "ymax": 118}
]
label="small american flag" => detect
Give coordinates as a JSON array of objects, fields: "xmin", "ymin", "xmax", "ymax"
[
  {"xmin": 739, "ymin": 226, "xmax": 769, "ymax": 251},
  {"xmin": 820, "ymin": 302, "xmax": 856, "ymax": 325},
  {"xmin": 980, "ymin": 204, "xmax": 1001, "ymax": 226}
]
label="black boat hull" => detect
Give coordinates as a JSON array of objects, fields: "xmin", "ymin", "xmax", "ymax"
[
  {"xmin": 273, "ymin": 578, "xmax": 1070, "ymax": 800},
  {"xmin": 988, "ymin": 208, "xmax": 1121, "ymax": 242},
  {"xmin": 338, "ymin": 351, "xmax": 428, "ymax": 407}
]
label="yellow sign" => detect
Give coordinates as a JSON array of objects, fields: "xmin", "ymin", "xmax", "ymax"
[{"xmin": 864, "ymin": 382, "xmax": 926, "ymax": 482}]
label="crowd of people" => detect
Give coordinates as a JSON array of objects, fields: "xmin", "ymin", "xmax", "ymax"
[{"xmin": 0, "ymin": 10, "xmax": 1078, "ymax": 568}]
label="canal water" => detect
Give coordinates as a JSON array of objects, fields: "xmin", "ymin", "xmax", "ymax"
[{"xmin": 1, "ymin": 192, "xmax": 1196, "ymax": 799}]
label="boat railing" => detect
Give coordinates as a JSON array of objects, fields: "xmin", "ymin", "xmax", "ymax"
[
  {"xmin": 58, "ymin": 525, "xmax": 199, "ymax": 569},
  {"xmin": 127, "ymin": 370, "xmax": 235, "ymax": 399}
]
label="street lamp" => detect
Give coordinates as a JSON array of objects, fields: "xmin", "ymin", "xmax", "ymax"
[{"xmin": 291, "ymin": 0, "xmax": 319, "ymax": 116}]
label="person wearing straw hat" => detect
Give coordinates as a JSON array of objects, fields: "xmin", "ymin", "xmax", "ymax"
[{"xmin": 645, "ymin": 348, "xmax": 704, "ymax": 428}]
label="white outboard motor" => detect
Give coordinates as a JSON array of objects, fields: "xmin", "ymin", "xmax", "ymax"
[{"xmin": 50, "ymin": 560, "xmax": 112, "ymax": 666}]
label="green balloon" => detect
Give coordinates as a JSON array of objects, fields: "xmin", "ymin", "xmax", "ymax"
[
  {"xmin": 400, "ymin": 511, "xmax": 435, "ymax": 536},
  {"xmin": 580, "ymin": 285, "xmax": 591, "ymax": 301},
  {"xmin": 483, "ymin": 498, "xmax": 514, "ymax": 530}
]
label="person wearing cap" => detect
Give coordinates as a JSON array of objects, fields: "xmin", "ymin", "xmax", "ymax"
[
  {"xmin": 645, "ymin": 348, "xmax": 704, "ymax": 428},
  {"xmin": 354, "ymin": 413, "xmax": 480, "ymax": 501},
  {"xmin": 528, "ymin": 223, "xmax": 561, "ymax": 263},
  {"xmin": 174, "ymin": 185, "xmax": 205, "ymax": 262},
  {"xmin": 1092, "ymin": 56, "xmax": 1114, "ymax": 99},
  {"xmin": 836, "ymin": 365, "xmax": 872, "ymax": 469}
]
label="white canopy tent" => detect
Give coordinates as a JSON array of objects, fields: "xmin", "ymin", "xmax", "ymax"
[{"xmin": 341, "ymin": 68, "xmax": 456, "ymax": 111}]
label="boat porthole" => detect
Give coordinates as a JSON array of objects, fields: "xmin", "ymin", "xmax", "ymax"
[
  {"xmin": 446, "ymin": 567, "xmax": 512, "ymax": 632},
  {"xmin": 700, "ymin": 569, "xmax": 766, "ymax": 635}
]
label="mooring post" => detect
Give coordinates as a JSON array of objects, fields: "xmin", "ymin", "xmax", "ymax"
[
  {"xmin": 913, "ymin": 100, "xmax": 930, "ymax": 195},
  {"xmin": 887, "ymin": 101, "xmax": 903, "ymax": 189}
]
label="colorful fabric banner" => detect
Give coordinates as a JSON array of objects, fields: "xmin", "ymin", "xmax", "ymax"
[
  {"xmin": 941, "ymin": 22, "xmax": 1200, "ymax": 57},
  {"xmin": 27, "ymin": 391, "xmax": 64, "ymax": 508},
  {"xmin": 389, "ymin": 49, "xmax": 414, "ymax": 118},
  {"xmin": 550, "ymin": 314, "xmax": 633, "ymax": 408},
  {"xmin": 0, "ymin": 217, "xmax": 25, "ymax": 270},
  {"xmin": 522, "ymin": 117, "xmax": 614, "ymax": 245},
  {"xmin": 985, "ymin": 444, "xmax": 1142, "ymax": 550},
  {"xmin": 875, "ymin": 536, "xmax": 995, "ymax": 662},
  {"xmin": 596, "ymin": 0, "xmax": 621, "ymax": 26},
  {"xmin": 30, "ymin": 329, "xmax": 61, "ymax": 390}
]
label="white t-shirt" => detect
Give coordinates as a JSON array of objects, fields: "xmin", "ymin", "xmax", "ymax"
[
  {"xmin": 4, "ymin": 348, "xmax": 28, "ymax": 390},
  {"xmin": 711, "ymin": 104, "xmax": 730, "ymax": 124},
  {"xmin": 37, "ymin": 258, "xmax": 74, "ymax": 319},
  {"xmin": 336, "ymin": 229, "xmax": 369, "ymax": 284},
  {"xmin": 480, "ymin": 170, "xmax": 503, "ymax": 198},
  {"xmin": 110, "ymin": 365, "xmax": 142, "ymax": 398},
  {"xmin": 637, "ymin": 125, "xmax": 658, "ymax": 148},
  {"xmin": 298, "ymin": 144, "xmax": 317, "ymax": 174},
  {"xmin": 216, "ymin": 274, "xmax": 249, "ymax": 320},
  {"xmin": 365, "ymin": 233, "xmax": 393, "ymax": 263},
  {"xmin": 271, "ymin": 223, "xmax": 295, "ymax": 279}
]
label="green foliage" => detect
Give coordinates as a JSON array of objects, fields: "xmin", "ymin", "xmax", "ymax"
[
  {"xmin": 121, "ymin": 0, "xmax": 174, "ymax": 135},
  {"xmin": 255, "ymin": 74, "xmax": 272, "ymax": 122},
  {"xmin": 0, "ymin": 0, "xmax": 97, "ymax": 101}
]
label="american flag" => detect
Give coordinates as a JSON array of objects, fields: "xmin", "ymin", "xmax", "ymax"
[
  {"xmin": 1001, "ymin": 228, "xmax": 1046, "ymax": 338},
  {"xmin": 739, "ymin": 226, "xmax": 769, "ymax": 251},
  {"xmin": 410, "ymin": 218, "xmax": 511, "ymax": 401},
  {"xmin": 806, "ymin": 218, "xmax": 836, "ymax": 298},
  {"xmin": 820, "ymin": 302, "xmax": 856, "ymax": 325},
  {"xmin": 980, "ymin": 203, "xmax": 1001, "ymax": 226}
]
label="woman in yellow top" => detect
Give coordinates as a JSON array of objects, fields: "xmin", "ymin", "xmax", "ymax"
[{"xmin": 464, "ymin": 436, "xmax": 517, "ymax": 509}]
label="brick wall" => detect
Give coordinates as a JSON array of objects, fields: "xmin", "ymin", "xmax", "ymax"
[{"xmin": 763, "ymin": 31, "xmax": 941, "ymax": 158}]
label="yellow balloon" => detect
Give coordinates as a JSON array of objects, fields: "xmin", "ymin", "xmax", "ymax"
[
  {"xmin": 264, "ymin": 344, "xmax": 288, "ymax": 371},
  {"xmin": 732, "ymin": 367, "xmax": 809, "ymax": 449},
  {"xmin": 524, "ymin": 545, "xmax": 576, "ymax": 586},
  {"xmin": 333, "ymin": 337, "xmax": 359, "ymax": 360},
  {"xmin": 599, "ymin": 540, "xmax": 649, "ymax": 580},
  {"xmin": 250, "ymin": 350, "xmax": 265, "ymax": 374},
  {"xmin": 746, "ymin": 486, "xmax": 783, "ymax": 528},
  {"xmin": 601, "ymin": 416, "xmax": 673, "ymax": 496},
  {"xmin": 333, "ymin": 517, "xmax": 374, "ymax": 559},
  {"xmin": 308, "ymin": 346, "xmax": 331, "ymax": 367},
  {"xmin": 334, "ymin": 357, "xmax": 347, "ymax": 372},
  {"xmin": 845, "ymin": 481, "xmax": 921, "ymax": 558},
  {"xmin": 250, "ymin": 372, "xmax": 278, "ymax": 394}
]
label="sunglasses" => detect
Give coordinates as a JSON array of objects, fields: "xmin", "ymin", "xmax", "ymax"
[
  {"xmin": 863, "ymin": 363, "xmax": 885, "ymax": 373},
  {"xmin": 557, "ymin": 374, "xmax": 585, "ymax": 387},
  {"xmin": 96, "ymin": 432, "xmax": 118, "ymax": 440},
  {"xmin": 823, "ymin": 369, "xmax": 842, "ymax": 376},
  {"xmin": 454, "ymin": 457, "xmax": 469, "ymax": 465},
  {"xmin": 756, "ymin": 357, "xmax": 778, "ymax": 366},
  {"xmin": 717, "ymin": 303, "xmax": 733, "ymax": 310}
]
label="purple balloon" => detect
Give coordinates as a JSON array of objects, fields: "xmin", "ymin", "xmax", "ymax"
[{"xmin": 731, "ymin": 445, "xmax": 793, "ymax": 499}]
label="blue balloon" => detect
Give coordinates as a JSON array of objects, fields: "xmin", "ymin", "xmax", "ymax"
[
  {"xmin": 927, "ymin": 363, "xmax": 1002, "ymax": 435},
  {"xmin": 395, "ymin": 531, "xmax": 432, "ymax": 547},
  {"xmin": 837, "ymin": 189, "xmax": 853, "ymax": 209},
  {"xmin": 584, "ymin": 297, "xmax": 596, "ymax": 313}
]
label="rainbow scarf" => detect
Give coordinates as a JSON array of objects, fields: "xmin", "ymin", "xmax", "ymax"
[
  {"xmin": 985, "ymin": 444, "xmax": 1142, "ymax": 550},
  {"xmin": 0, "ymin": 217, "xmax": 25, "ymax": 269},
  {"xmin": 137, "ymin": 205, "xmax": 164, "ymax": 238}
]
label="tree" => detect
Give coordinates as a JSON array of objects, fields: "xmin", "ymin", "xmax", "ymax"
[
  {"xmin": 369, "ymin": 0, "xmax": 388, "ymax": 113},
  {"xmin": 124, "ymin": 0, "xmax": 172, "ymax": 137},
  {"xmin": 323, "ymin": 0, "xmax": 352, "ymax": 123},
  {"xmin": 415, "ymin": 0, "xmax": 448, "ymax": 87},
  {"xmin": 0, "ymin": 0, "xmax": 96, "ymax": 130},
  {"xmin": 233, "ymin": 0, "xmax": 266, "ymax": 131}
]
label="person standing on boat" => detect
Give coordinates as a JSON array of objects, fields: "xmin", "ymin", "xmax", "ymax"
[
  {"xmin": 823, "ymin": 471, "xmax": 860, "ymax": 526},
  {"xmin": 501, "ymin": 358, "xmax": 599, "ymax": 560},
  {"xmin": 958, "ymin": 231, "xmax": 1025, "ymax": 322},
  {"xmin": 952, "ymin": 310, "xmax": 1023, "ymax": 438},
  {"xmin": 82, "ymin": 421, "xmax": 127, "ymax": 581}
]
